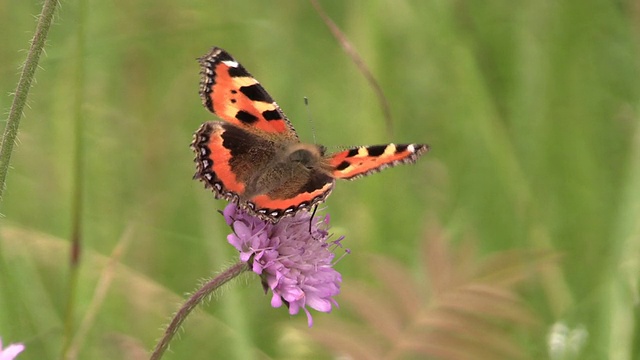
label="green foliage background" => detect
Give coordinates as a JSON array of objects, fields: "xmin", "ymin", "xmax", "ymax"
[{"xmin": 1, "ymin": 0, "xmax": 639, "ymax": 359}]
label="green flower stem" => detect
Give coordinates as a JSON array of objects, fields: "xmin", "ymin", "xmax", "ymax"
[
  {"xmin": 0, "ymin": 0, "xmax": 59, "ymax": 203},
  {"xmin": 149, "ymin": 261, "xmax": 250, "ymax": 360},
  {"xmin": 60, "ymin": 0, "xmax": 87, "ymax": 357}
]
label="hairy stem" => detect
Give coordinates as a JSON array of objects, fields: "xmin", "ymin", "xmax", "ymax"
[
  {"xmin": 0, "ymin": 0, "xmax": 59, "ymax": 203},
  {"xmin": 149, "ymin": 261, "xmax": 250, "ymax": 360}
]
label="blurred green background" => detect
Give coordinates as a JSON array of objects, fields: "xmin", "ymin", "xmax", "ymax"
[{"xmin": 1, "ymin": 0, "xmax": 639, "ymax": 359}]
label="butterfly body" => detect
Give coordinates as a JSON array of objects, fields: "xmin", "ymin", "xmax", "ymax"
[{"xmin": 192, "ymin": 47, "xmax": 429, "ymax": 222}]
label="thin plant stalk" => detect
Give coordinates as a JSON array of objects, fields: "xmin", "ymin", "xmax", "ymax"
[
  {"xmin": 0, "ymin": 0, "xmax": 59, "ymax": 203},
  {"xmin": 309, "ymin": 0, "xmax": 394, "ymax": 136},
  {"xmin": 61, "ymin": 0, "xmax": 88, "ymax": 357},
  {"xmin": 150, "ymin": 261, "xmax": 249, "ymax": 360}
]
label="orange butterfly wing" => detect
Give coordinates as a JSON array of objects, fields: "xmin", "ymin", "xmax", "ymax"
[
  {"xmin": 329, "ymin": 144, "xmax": 429, "ymax": 180},
  {"xmin": 199, "ymin": 47, "xmax": 298, "ymax": 139},
  {"xmin": 192, "ymin": 121, "xmax": 335, "ymax": 221}
]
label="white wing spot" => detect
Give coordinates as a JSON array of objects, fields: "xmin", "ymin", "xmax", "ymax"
[{"xmin": 222, "ymin": 60, "xmax": 239, "ymax": 68}]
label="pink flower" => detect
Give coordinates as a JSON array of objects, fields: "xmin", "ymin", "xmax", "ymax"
[
  {"xmin": 0, "ymin": 338, "xmax": 24, "ymax": 360},
  {"xmin": 224, "ymin": 203, "xmax": 344, "ymax": 326}
]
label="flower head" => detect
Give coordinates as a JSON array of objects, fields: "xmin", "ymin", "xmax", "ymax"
[
  {"xmin": 224, "ymin": 203, "xmax": 344, "ymax": 327},
  {"xmin": 0, "ymin": 338, "xmax": 24, "ymax": 360}
]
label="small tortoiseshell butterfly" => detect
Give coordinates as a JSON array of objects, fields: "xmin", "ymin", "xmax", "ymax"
[{"xmin": 192, "ymin": 47, "xmax": 429, "ymax": 222}]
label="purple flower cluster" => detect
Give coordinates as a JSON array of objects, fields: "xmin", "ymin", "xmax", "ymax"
[{"xmin": 223, "ymin": 204, "xmax": 343, "ymax": 327}]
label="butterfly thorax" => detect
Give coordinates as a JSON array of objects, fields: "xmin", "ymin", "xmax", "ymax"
[{"xmin": 243, "ymin": 142, "xmax": 331, "ymax": 200}]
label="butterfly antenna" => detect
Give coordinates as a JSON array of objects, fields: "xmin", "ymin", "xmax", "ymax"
[{"xmin": 304, "ymin": 97, "xmax": 318, "ymax": 144}]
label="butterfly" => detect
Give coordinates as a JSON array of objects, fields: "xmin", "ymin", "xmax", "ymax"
[{"xmin": 191, "ymin": 47, "xmax": 429, "ymax": 222}]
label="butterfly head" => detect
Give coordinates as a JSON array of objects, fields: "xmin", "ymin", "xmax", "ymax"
[{"xmin": 285, "ymin": 143, "xmax": 335, "ymax": 175}]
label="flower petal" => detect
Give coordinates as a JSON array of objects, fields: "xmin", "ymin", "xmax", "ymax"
[
  {"xmin": 0, "ymin": 343, "xmax": 25, "ymax": 360},
  {"xmin": 222, "ymin": 203, "xmax": 344, "ymax": 326}
]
